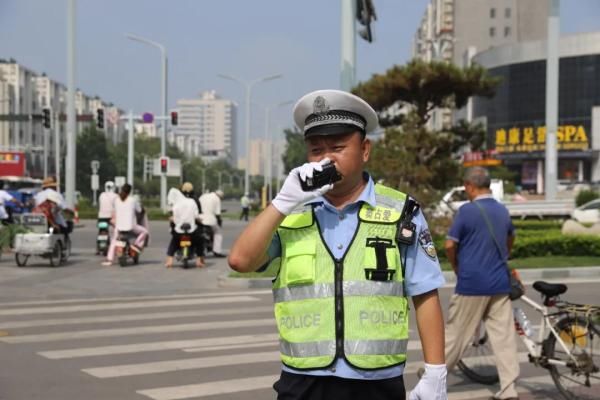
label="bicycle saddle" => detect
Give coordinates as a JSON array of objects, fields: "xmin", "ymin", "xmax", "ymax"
[{"xmin": 533, "ymin": 281, "xmax": 567, "ymax": 297}]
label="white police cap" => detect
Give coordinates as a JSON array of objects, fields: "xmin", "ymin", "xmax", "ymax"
[{"xmin": 293, "ymin": 89, "xmax": 378, "ymax": 137}]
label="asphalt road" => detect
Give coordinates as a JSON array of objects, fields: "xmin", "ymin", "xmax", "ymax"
[{"xmin": 0, "ymin": 219, "xmax": 598, "ymax": 400}]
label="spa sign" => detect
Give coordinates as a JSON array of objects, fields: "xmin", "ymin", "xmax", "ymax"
[{"xmin": 494, "ymin": 125, "xmax": 589, "ymax": 153}]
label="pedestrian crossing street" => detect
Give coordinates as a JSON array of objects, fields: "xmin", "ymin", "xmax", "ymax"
[{"xmin": 0, "ymin": 289, "xmax": 560, "ymax": 400}]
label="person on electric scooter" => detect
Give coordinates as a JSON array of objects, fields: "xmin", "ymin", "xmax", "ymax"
[
  {"xmin": 164, "ymin": 182, "xmax": 205, "ymax": 268},
  {"xmin": 97, "ymin": 181, "xmax": 118, "ymax": 243},
  {"xmin": 102, "ymin": 183, "xmax": 148, "ymax": 266}
]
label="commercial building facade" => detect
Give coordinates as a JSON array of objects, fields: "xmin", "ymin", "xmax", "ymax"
[{"xmin": 472, "ymin": 32, "xmax": 600, "ymax": 192}]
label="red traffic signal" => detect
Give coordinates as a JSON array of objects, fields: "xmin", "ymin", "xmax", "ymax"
[
  {"xmin": 160, "ymin": 157, "xmax": 168, "ymax": 174},
  {"xmin": 170, "ymin": 111, "xmax": 178, "ymax": 126}
]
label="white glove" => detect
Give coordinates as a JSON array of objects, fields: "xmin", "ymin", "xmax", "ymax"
[
  {"xmin": 408, "ymin": 363, "xmax": 447, "ymax": 400},
  {"xmin": 271, "ymin": 158, "xmax": 334, "ymax": 216}
]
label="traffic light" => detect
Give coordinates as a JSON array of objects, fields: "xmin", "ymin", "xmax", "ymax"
[
  {"xmin": 160, "ymin": 157, "xmax": 168, "ymax": 174},
  {"xmin": 96, "ymin": 108, "xmax": 104, "ymax": 129},
  {"xmin": 42, "ymin": 108, "xmax": 51, "ymax": 129},
  {"xmin": 356, "ymin": 0, "xmax": 376, "ymax": 43},
  {"xmin": 170, "ymin": 111, "xmax": 178, "ymax": 126}
]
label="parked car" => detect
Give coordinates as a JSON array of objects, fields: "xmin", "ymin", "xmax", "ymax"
[
  {"xmin": 432, "ymin": 179, "xmax": 504, "ymax": 218},
  {"xmin": 571, "ymin": 198, "xmax": 600, "ymax": 224}
]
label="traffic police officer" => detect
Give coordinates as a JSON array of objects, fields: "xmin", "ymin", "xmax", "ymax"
[{"xmin": 229, "ymin": 89, "xmax": 447, "ymax": 400}]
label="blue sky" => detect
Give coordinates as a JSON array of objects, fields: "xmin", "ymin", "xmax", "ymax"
[{"xmin": 1, "ymin": 0, "xmax": 600, "ymax": 156}]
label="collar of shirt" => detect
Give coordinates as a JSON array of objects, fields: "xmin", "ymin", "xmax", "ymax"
[
  {"xmin": 473, "ymin": 193, "xmax": 495, "ymax": 201},
  {"xmin": 305, "ymin": 172, "xmax": 377, "ymax": 212}
]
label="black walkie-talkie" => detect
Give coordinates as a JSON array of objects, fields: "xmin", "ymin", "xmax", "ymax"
[{"xmin": 300, "ymin": 163, "xmax": 342, "ymax": 191}]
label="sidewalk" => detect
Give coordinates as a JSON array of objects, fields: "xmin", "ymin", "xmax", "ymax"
[{"xmin": 218, "ymin": 265, "xmax": 600, "ymax": 289}]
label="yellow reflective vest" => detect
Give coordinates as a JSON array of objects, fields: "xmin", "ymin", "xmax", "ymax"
[{"xmin": 271, "ymin": 184, "xmax": 410, "ymax": 370}]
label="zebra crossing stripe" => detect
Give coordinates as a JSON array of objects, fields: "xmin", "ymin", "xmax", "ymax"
[
  {"xmin": 0, "ymin": 295, "xmax": 259, "ymax": 316},
  {"xmin": 1, "ymin": 318, "xmax": 275, "ymax": 344},
  {"xmin": 39, "ymin": 333, "xmax": 280, "ymax": 359},
  {"xmin": 82, "ymin": 351, "xmax": 281, "ymax": 378},
  {"xmin": 0, "ymin": 290, "xmax": 272, "ymax": 307},
  {"xmin": 182, "ymin": 341, "xmax": 279, "ymax": 353},
  {"xmin": 0, "ymin": 305, "xmax": 274, "ymax": 330},
  {"xmin": 136, "ymin": 375, "xmax": 279, "ymax": 400}
]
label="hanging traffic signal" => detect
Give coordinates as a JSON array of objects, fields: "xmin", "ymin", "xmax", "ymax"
[
  {"xmin": 42, "ymin": 108, "xmax": 51, "ymax": 129},
  {"xmin": 96, "ymin": 108, "xmax": 104, "ymax": 129},
  {"xmin": 356, "ymin": 0, "xmax": 377, "ymax": 43},
  {"xmin": 160, "ymin": 157, "xmax": 168, "ymax": 174},
  {"xmin": 170, "ymin": 111, "xmax": 178, "ymax": 126}
]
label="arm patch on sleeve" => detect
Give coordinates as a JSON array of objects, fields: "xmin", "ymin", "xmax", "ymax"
[{"xmin": 418, "ymin": 229, "xmax": 438, "ymax": 260}]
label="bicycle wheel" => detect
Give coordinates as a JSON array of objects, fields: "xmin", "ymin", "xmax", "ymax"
[
  {"xmin": 543, "ymin": 316, "xmax": 600, "ymax": 400},
  {"xmin": 457, "ymin": 324, "xmax": 500, "ymax": 385}
]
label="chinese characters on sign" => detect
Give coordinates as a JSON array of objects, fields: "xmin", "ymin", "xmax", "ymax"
[{"xmin": 494, "ymin": 125, "xmax": 589, "ymax": 153}]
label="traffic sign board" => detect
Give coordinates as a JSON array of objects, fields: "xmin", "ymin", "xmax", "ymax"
[{"xmin": 142, "ymin": 113, "xmax": 154, "ymax": 123}]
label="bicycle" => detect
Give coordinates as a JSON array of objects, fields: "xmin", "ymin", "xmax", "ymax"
[{"xmin": 458, "ymin": 280, "xmax": 600, "ymax": 400}]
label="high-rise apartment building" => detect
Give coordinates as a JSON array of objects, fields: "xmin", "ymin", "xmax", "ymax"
[
  {"xmin": 413, "ymin": 0, "xmax": 549, "ymax": 65},
  {"xmin": 0, "ymin": 59, "xmax": 124, "ymax": 177},
  {"xmin": 174, "ymin": 90, "xmax": 236, "ymax": 163},
  {"xmin": 412, "ymin": 0, "xmax": 549, "ymax": 129}
]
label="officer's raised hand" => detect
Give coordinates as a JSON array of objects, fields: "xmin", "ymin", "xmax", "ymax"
[
  {"xmin": 271, "ymin": 158, "xmax": 334, "ymax": 216},
  {"xmin": 409, "ymin": 363, "xmax": 447, "ymax": 400}
]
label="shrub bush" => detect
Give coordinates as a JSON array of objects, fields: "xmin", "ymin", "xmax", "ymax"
[
  {"xmin": 511, "ymin": 233, "xmax": 600, "ymax": 258},
  {"xmin": 575, "ymin": 190, "xmax": 599, "ymax": 207},
  {"xmin": 512, "ymin": 220, "xmax": 563, "ymax": 231}
]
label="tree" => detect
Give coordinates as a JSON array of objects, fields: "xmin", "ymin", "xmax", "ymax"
[
  {"xmin": 353, "ymin": 60, "xmax": 500, "ymax": 126},
  {"xmin": 76, "ymin": 126, "xmax": 117, "ymax": 198},
  {"xmin": 368, "ymin": 112, "xmax": 461, "ymax": 206},
  {"xmin": 281, "ymin": 127, "xmax": 305, "ymax": 174}
]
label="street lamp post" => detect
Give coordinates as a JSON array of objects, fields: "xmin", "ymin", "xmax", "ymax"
[
  {"xmin": 126, "ymin": 33, "xmax": 168, "ymax": 210},
  {"xmin": 217, "ymin": 73, "xmax": 283, "ymax": 195},
  {"xmin": 263, "ymin": 100, "xmax": 293, "ymax": 202}
]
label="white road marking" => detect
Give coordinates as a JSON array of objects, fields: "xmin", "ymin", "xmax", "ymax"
[
  {"xmin": 2, "ymin": 318, "xmax": 275, "ymax": 343},
  {"xmin": 82, "ymin": 351, "xmax": 281, "ymax": 378},
  {"xmin": 39, "ymin": 333, "xmax": 279, "ymax": 359},
  {"xmin": 0, "ymin": 295, "xmax": 259, "ymax": 316},
  {"xmin": 0, "ymin": 305, "xmax": 273, "ymax": 330}
]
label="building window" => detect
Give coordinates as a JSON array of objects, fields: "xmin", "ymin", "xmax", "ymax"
[
  {"xmin": 490, "ymin": 27, "xmax": 496, "ymax": 37},
  {"xmin": 505, "ymin": 8, "xmax": 511, "ymax": 18},
  {"xmin": 504, "ymin": 26, "xmax": 511, "ymax": 37},
  {"xmin": 490, "ymin": 8, "xmax": 496, "ymax": 18}
]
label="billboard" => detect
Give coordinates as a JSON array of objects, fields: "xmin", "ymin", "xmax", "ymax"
[{"xmin": 0, "ymin": 151, "xmax": 26, "ymax": 176}]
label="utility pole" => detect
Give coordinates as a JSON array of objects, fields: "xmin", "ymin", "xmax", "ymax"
[
  {"xmin": 340, "ymin": 0, "xmax": 356, "ymax": 91},
  {"xmin": 65, "ymin": 0, "xmax": 77, "ymax": 208},
  {"xmin": 127, "ymin": 110, "xmax": 134, "ymax": 186},
  {"xmin": 545, "ymin": 0, "xmax": 560, "ymax": 200}
]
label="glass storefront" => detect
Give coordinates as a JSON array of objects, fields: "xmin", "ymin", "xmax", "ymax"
[{"xmin": 473, "ymin": 54, "xmax": 600, "ymax": 192}]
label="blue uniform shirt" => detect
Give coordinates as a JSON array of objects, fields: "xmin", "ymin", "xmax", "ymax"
[
  {"xmin": 447, "ymin": 195, "xmax": 515, "ymax": 296},
  {"xmin": 266, "ymin": 175, "xmax": 445, "ymax": 380}
]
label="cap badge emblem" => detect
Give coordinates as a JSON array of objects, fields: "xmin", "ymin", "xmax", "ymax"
[{"xmin": 313, "ymin": 96, "xmax": 330, "ymax": 116}]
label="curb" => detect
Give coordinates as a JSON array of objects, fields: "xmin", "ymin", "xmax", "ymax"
[{"xmin": 218, "ymin": 266, "xmax": 600, "ymax": 289}]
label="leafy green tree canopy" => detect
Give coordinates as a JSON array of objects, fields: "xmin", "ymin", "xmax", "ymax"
[
  {"xmin": 353, "ymin": 59, "xmax": 500, "ymax": 126},
  {"xmin": 281, "ymin": 127, "xmax": 306, "ymax": 175}
]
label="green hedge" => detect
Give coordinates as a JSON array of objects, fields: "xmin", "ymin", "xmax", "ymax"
[
  {"xmin": 512, "ymin": 233, "xmax": 600, "ymax": 258},
  {"xmin": 512, "ymin": 220, "xmax": 563, "ymax": 230},
  {"xmin": 576, "ymin": 190, "xmax": 599, "ymax": 207}
]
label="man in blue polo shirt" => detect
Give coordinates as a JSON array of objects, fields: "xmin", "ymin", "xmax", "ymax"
[{"xmin": 444, "ymin": 166, "xmax": 519, "ymax": 400}]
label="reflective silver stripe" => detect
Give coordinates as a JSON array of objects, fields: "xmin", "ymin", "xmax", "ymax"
[
  {"xmin": 273, "ymin": 282, "xmax": 335, "ymax": 303},
  {"xmin": 343, "ymin": 280, "xmax": 404, "ymax": 297},
  {"xmin": 374, "ymin": 194, "xmax": 404, "ymax": 211},
  {"xmin": 280, "ymin": 338, "xmax": 336, "ymax": 357},
  {"xmin": 345, "ymin": 339, "xmax": 409, "ymax": 355}
]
